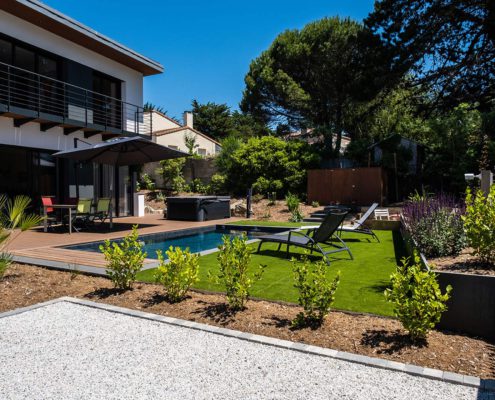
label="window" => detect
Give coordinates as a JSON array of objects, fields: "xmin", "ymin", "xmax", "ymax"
[
  {"xmin": 0, "ymin": 38, "xmax": 12, "ymax": 64},
  {"xmin": 168, "ymin": 145, "xmax": 179, "ymax": 150},
  {"xmin": 197, "ymin": 148, "xmax": 207, "ymax": 156}
]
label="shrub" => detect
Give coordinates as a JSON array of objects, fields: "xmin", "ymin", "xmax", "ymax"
[
  {"xmin": 155, "ymin": 246, "xmax": 199, "ymax": 302},
  {"xmin": 402, "ymin": 194, "xmax": 465, "ymax": 257},
  {"xmin": 100, "ymin": 225, "xmax": 147, "ymax": 290},
  {"xmin": 311, "ymin": 201, "xmax": 320, "ymax": 208},
  {"xmin": 209, "ymin": 173, "xmax": 227, "ymax": 194},
  {"xmin": 140, "ymin": 173, "xmax": 155, "ymax": 191},
  {"xmin": 213, "ymin": 234, "xmax": 265, "ymax": 310},
  {"xmin": 292, "ymin": 256, "xmax": 340, "ymax": 327},
  {"xmin": 463, "ymin": 185, "xmax": 495, "ymax": 264},
  {"xmin": 286, "ymin": 193, "xmax": 304, "ymax": 222},
  {"xmin": 0, "ymin": 195, "xmax": 42, "ymax": 278},
  {"xmin": 156, "ymin": 158, "xmax": 186, "ymax": 191},
  {"xmin": 221, "ymin": 135, "xmax": 319, "ymax": 195},
  {"xmin": 385, "ymin": 253, "xmax": 452, "ymax": 340}
]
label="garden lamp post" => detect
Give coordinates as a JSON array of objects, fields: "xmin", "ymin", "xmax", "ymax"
[{"xmin": 464, "ymin": 170, "xmax": 493, "ymax": 196}]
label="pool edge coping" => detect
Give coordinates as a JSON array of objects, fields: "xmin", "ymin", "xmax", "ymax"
[{"xmin": 1, "ymin": 296, "xmax": 492, "ymax": 392}]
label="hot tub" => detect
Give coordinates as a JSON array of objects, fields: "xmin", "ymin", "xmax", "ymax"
[{"xmin": 166, "ymin": 196, "xmax": 231, "ymax": 221}]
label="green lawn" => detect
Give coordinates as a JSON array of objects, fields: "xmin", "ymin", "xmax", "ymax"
[
  {"xmin": 227, "ymin": 220, "xmax": 306, "ymax": 228},
  {"xmin": 137, "ymin": 227, "xmax": 406, "ymax": 317}
]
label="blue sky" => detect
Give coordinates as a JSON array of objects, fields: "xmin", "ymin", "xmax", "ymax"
[{"xmin": 43, "ymin": 0, "xmax": 374, "ymax": 120}]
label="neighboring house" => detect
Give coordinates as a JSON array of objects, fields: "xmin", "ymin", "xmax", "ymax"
[
  {"xmin": 148, "ymin": 110, "xmax": 221, "ymax": 156},
  {"xmin": 285, "ymin": 128, "xmax": 351, "ymax": 154},
  {"xmin": 369, "ymin": 134, "xmax": 424, "ymax": 175},
  {"xmin": 142, "ymin": 110, "xmax": 221, "ymax": 188},
  {"xmin": 0, "ymin": 0, "xmax": 162, "ymax": 215}
]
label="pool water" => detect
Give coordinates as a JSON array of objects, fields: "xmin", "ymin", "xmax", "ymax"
[{"xmin": 63, "ymin": 229, "xmax": 257, "ymax": 260}]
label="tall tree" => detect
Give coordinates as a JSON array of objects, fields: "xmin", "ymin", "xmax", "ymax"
[
  {"xmin": 366, "ymin": 0, "xmax": 495, "ymax": 110},
  {"xmin": 191, "ymin": 100, "xmax": 233, "ymax": 141},
  {"xmin": 240, "ymin": 17, "xmax": 396, "ymax": 157}
]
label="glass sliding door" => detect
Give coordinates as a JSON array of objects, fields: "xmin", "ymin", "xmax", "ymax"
[{"xmin": 117, "ymin": 166, "xmax": 131, "ymax": 216}]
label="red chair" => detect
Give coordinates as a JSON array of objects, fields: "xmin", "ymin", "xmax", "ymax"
[{"xmin": 41, "ymin": 196, "xmax": 58, "ymax": 229}]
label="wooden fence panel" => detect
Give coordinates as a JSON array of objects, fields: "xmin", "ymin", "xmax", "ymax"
[{"xmin": 307, "ymin": 167, "xmax": 387, "ymax": 205}]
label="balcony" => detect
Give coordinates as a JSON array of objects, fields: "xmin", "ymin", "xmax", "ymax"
[{"xmin": 0, "ymin": 61, "xmax": 151, "ymax": 138}]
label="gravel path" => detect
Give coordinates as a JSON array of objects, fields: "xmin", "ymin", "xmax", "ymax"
[{"xmin": 0, "ymin": 301, "xmax": 488, "ymax": 400}]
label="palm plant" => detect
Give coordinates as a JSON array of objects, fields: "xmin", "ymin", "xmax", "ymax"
[{"xmin": 0, "ymin": 195, "xmax": 43, "ymax": 278}]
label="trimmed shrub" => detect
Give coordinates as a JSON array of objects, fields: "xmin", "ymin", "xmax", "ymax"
[
  {"xmin": 286, "ymin": 192, "xmax": 304, "ymax": 222},
  {"xmin": 213, "ymin": 234, "xmax": 264, "ymax": 310},
  {"xmin": 100, "ymin": 225, "xmax": 146, "ymax": 290},
  {"xmin": 402, "ymin": 194, "xmax": 465, "ymax": 257},
  {"xmin": 385, "ymin": 253, "xmax": 452, "ymax": 340},
  {"xmin": 463, "ymin": 185, "xmax": 495, "ymax": 264},
  {"xmin": 155, "ymin": 246, "xmax": 199, "ymax": 302},
  {"xmin": 292, "ymin": 256, "xmax": 340, "ymax": 327}
]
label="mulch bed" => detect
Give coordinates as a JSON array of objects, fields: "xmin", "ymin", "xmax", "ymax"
[
  {"xmin": 429, "ymin": 248, "xmax": 495, "ymax": 276},
  {"xmin": 2, "ymin": 264, "xmax": 494, "ymax": 379}
]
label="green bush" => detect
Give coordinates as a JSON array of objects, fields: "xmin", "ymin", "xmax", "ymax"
[
  {"xmin": 463, "ymin": 185, "xmax": 495, "ymax": 264},
  {"xmin": 100, "ymin": 225, "xmax": 147, "ymax": 290},
  {"xmin": 209, "ymin": 173, "xmax": 227, "ymax": 194},
  {"xmin": 156, "ymin": 158, "xmax": 186, "ymax": 192},
  {"xmin": 385, "ymin": 253, "xmax": 452, "ymax": 340},
  {"xmin": 403, "ymin": 195, "xmax": 465, "ymax": 257},
  {"xmin": 0, "ymin": 195, "xmax": 42, "ymax": 279},
  {"xmin": 292, "ymin": 256, "xmax": 340, "ymax": 327},
  {"xmin": 412, "ymin": 209, "xmax": 466, "ymax": 257},
  {"xmin": 213, "ymin": 234, "xmax": 265, "ymax": 310},
  {"xmin": 140, "ymin": 173, "xmax": 155, "ymax": 191},
  {"xmin": 311, "ymin": 201, "xmax": 320, "ymax": 208},
  {"xmin": 155, "ymin": 246, "xmax": 199, "ymax": 302},
  {"xmin": 286, "ymin": 192, "xmax": 304, "ymax": 222},
  {"xmin": 220, "ymin": 136, "xmax": 319, "ymax": 195}
]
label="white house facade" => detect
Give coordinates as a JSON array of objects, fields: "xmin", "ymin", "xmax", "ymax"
[
  {"xmin": 149, "ymin": 110, "xmax": 221, "ymax": 156},
  {"xmin": 0, "ymin": 0, "xmax": 162, "ymax": 215}
]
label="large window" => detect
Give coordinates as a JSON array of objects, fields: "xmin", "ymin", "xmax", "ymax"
[
  {"xmin": 0, "ymin": 145, "xmax": 57, "ymax": 207},
  {"xmin": 92, "ymin": 72, "xmax": 122, "ymax": 129}
]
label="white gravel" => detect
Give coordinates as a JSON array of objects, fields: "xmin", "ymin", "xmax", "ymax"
[{"xmin": 0, "ymin": 301, "xmax": 488, "ymax": 400}]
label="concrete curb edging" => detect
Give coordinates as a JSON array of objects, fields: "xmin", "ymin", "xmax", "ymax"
[{"xmin": 1, "ymin": 296, "xmax": 493, "ymax": 392}]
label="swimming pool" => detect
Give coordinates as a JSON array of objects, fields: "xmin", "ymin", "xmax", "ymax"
[{"xmin": 61, "ymin": 226, "xmax": 286, "ymax": 260}]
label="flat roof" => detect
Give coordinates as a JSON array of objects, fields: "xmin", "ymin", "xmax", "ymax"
[{"xmin": 1, "ymin": 0, "xmax": 163, "ymax": 76}]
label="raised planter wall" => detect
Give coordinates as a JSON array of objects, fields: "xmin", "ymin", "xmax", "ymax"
[{"xmin": 401, "ymin": 220, "xmax": 495, "ymax": 341}]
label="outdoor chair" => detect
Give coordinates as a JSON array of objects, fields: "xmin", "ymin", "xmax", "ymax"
[
  {"xmin": 256, "ymin": 211, "xmax": 352, "ymax": 265},
  {"xmin": 41, "ymin": 196, "xmax": 58, "ymax": 230},
  {"xmin": 374, "ymin": 208, "xmax": 390, "ymax": 220},
  {"xmin": 338, "ymin": 202, "xmax": 380, "ymax": 242},
  {"xmin": 65, "ymin": 198, "xmax": 92, "ymax": 231},
  {"xmin": 90, "ymin": 197, "xmax": 111, "ymax": 226}
]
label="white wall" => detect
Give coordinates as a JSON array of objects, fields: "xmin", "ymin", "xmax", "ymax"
[
  {"xmin": 0, "ymin": 116, "xmax": 105, "ymax": 151},
  {"xmin": 0, "ymin": 10, "xmax": 143, "ymax": 107},
  {"xmin": 155, "ymin": 129, "xmax": 218, "ymax": 156},
  {"xmin": 148, "ymin": 111, "xmax": 180, "ymax": 131}
]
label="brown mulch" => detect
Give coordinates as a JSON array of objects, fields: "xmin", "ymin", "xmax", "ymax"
[
  {"xmin": 1, "ymin": 264, "xmax": 494, "ymax": 379},
  {"xmin": 430, "ymin": 248, "xmax": 495, "ymax": 276},
  {"xmin": 250, "ymin": 199, "xmax": 320, "ymax": 222}
]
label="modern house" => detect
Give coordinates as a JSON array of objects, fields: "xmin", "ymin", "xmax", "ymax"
[
  {"xmin": 0, "ymin": 0, "xmax": 163, "ymax": 215},
  {"xmin": 148, "ymin": 110, "xmax": 221, "ymax": 156}
]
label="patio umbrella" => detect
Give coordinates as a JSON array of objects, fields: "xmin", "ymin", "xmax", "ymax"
[
  {"xmin": 53, "ymin": 136, "xmax": 188, "ymax": 166},
  {"xmin": 53, "ymin": 136, "xmax": 189, "ymax": 228}
]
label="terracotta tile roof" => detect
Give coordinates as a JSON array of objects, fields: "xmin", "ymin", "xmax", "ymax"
[{"xmin": 153, "ymin": 126, "xmax": 221, "ymax": 146}]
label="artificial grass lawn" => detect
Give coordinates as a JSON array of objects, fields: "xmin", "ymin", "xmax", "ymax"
[
  {"xmin": 137, "ymin": 229, "xmax": 406, "ymax": 317},
  {"xmin": 227, "ymin": 220, "xmax": 305, "ymax": 228}
]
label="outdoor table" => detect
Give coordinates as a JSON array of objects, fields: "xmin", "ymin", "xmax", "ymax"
[{"xmin": 43, "ymin": 204, "xmax": 77, "ymax": 234}]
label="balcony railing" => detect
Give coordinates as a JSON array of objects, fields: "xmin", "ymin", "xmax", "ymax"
[{"xmin": 0, "ymin": 61, "xmax": 151, "ymax": 137}]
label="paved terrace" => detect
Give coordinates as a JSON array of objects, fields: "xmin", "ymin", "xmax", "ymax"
[{"xmin": 8, "ymin": 214, "xmax": 240, "ymax": 273}]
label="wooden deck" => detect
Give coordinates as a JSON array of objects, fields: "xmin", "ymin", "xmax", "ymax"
[{"xmin": 8, "ymin": 214, "xmax": 241, "ymax": 273}]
